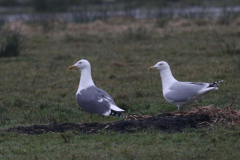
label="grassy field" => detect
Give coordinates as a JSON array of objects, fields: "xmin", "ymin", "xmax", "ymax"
[{"xmin": 0, "ymin": 17, "xmax": 240, "ymax": 159}]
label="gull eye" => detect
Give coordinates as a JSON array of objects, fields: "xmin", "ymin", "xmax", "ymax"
[{"xmin": 79, "ymin": 62, "xmax": 82, "ymax": 64}]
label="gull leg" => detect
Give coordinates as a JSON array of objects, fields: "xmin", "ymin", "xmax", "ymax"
[
  {"xmin": 102, "ymin": 115, "xmax": 105, "ymax": 123},
  {"xmin": 89, "ymin": 114, "xmax": 92, "ymax": 123},
  {"xmin": 177, "ymin": 105, "xmax": 180, "ymax": 111},
  {"xmin": 195, "ymin": 100, "xmax": 200, "ymax": 106}
]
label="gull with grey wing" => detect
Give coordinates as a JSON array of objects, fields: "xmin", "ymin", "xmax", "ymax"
[
  {"xmin": 69, "ymin": 59, "xmax": 124, "ymax": 121},
  {"xmin": 149, "ymin": 61, "xmax": 223, "ymax": 111}
]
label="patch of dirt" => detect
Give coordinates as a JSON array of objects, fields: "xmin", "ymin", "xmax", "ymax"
[
  {"xmin": 3, "ymin": 105, "xmax": 239, "ymax": 135},
  {"xmin": 4, "ymin": 113, "xmax": 210, "ymax": 135}
]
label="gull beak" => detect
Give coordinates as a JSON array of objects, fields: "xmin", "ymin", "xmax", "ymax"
[
  {"xmin": 68, "ymin": 65, "xmax": 76, "ymax": 70},
  {"xmin": 148, "ymin": 66, "xmax": 157, "ymax": 71}
]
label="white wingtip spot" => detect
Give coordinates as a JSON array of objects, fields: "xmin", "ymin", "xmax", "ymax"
[
  {"xmin": 98, "ymin": 98, "xmax": 103, "ymax": 102},
  {"xmin": 106, "ymin": 96, "xmax": 111, "ymax": 100}
]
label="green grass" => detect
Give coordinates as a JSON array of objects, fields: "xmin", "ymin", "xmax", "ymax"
[
  {"xmin": 0, "ymin": 17, "xmax": 240, "ymax": 159},
  {"xmin": 1, "ymin": 126, "xmax": 240, "ymax": 159}
]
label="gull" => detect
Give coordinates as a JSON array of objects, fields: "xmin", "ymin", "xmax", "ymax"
[
  {"xmin": 149, "ymin": 61, "xmax": 223, "ymax": 111},
  {"xmin": 69, "ymin": 59, "xmax": 124, "ymax": 122}
]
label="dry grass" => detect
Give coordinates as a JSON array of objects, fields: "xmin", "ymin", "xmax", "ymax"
[
  {"xmin": 191, "ymin": 105, "xmax": 240, "ymax": 126},
  {"xmin": 124, "ymin": 103, "xmax": 240, "ymax": 127},
  {"xmin": 63, "ymin": 17, "xmax": 240, "ymax": 35},
  {"xmin": 5, "ymin": 16, "xmax": 237, "ymax": 40},
  {"xmin": 124, "ymin": 113, "xmax": 152, "ymax": 120}
]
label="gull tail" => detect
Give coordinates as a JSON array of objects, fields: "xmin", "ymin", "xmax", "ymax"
[
  {"xmin": 208, "ymin": 80, "xmax": 223, "ymax": 88},
  {"xmin": 109, "ymin": 110, "xmax": 124, "ymax": 118}
]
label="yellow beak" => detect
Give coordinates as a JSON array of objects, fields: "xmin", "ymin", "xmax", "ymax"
[
  {"xmin": 68, "ymin": 65, "xmax": 76, "ymax": 70},
  {"xmin": 148, "ymin": 66, "xmax": 157, "ymax": 70}
]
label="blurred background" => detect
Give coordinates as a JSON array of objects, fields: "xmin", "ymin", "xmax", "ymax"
[{"xmin": 0, "ymin": 0, "xmax": 240, "ymax": 23}]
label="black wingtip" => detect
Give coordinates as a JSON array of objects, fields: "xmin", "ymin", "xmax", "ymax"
[
  {"xmin": 109, "ymin": 110, "xmax": 124, "ymax": 118},
  {"xmin": 208, "ymin": 80, "xmax": 223, "ymax": 87}
]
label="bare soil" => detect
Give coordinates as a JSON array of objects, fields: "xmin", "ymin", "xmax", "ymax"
[{"xmin": 4, "ymin": 113, "xmax": 210, "ymax": 135}]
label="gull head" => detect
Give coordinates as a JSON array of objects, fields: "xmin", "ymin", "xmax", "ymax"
[
  {"xmin": 68, "ymin": 59, "xmax": 90, "ymax": 70},
  {"xmin": 148, "ymin": 61, "xmax": 170, "ymax": 71}
]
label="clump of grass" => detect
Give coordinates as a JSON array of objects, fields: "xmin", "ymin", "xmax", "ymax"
[
  {"xmin": 0, "ymin": 30, "xmax": 22, "ymax": 57},
  {"xmin": 180, "ymin": 104, "xmax": 240, "ymax": 126}
]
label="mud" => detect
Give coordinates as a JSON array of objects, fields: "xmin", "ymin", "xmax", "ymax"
[{"xmin": 4, "ymin": 113, "xmax": 210, "ymax": 135}]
